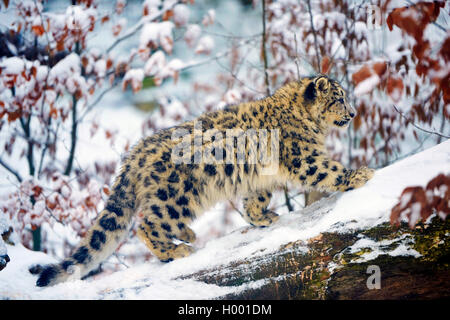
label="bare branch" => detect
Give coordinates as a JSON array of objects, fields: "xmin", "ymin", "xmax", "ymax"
[
  {"xmin": 328, "ymin": 2, "xmax": 367, "ymax": 68},
  {"xmin": 305, "ymin": 0, "xmax": 321, "ymax": 72},
  {"xmin": 180, "ymin": 38, "xmax": 257, "ymax": 71},
  {"xmin": 0, "ymin": 157, "xmax": 23, "ymax": 183},
  {"xmin": 215, "ymin": 59, "xmax": 266, "ymax": 95},
  {"xmin": 261, "ymin": 0, "xmax": 271, "ymax": 96},
  {"xmin": 293, "ymin": 32, "xmax": 302, "ymax": 79},
  {"xmin": 64, "ymin": 94, "xmax": 78, "ymax": 176},
  {"xmin": 393, "ymin": 105, "xmax": 450, "ymax": 139},
  {"xmin": 77, "ymin": 82, "xmax": 119, "ymax": 123}
]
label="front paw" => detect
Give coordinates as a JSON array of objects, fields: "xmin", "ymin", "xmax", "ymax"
[{"xmin": 348, "ymin": 167, "xmax": 375, "ymax": 189}]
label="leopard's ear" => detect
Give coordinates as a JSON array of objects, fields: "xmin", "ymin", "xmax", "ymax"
[{"xmin": 314, "ymin": 75, "xmax": 330, "ymax": 93}]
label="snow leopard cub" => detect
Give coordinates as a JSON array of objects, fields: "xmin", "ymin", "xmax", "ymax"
[{"xmin": 34, "ymin": 74, "xmax": 374, "ymax": 286}]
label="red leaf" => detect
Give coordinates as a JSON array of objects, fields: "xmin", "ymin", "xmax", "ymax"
[
  {"xmin": 32, "ymin": 25, "xmax": 45, "ymax": 37},
  {"xmin": 352, "ymin": 65, "xmax": 372, "ymax": 86},
  {"xmin": 163, "ymin": 9, "xmax": 174, "ymax": 21},
  {"xmin": 390, "ymin": 173, "xmax": 450, "ymax": 228},
  {"xmin": 352, "ymin": 62, "xmax": 387, "ymax": 87},
  {"xmin": 386, "ymin": 1, "xmax": 445, "ymax": 41},
  {"xmin": 387, "ymin": 76, "xmax": 404, "ymax": 102},
  {"xmin": 373, "ymin": 62, "xmax": 387, "ymax": 77},
  {"xmin": 32, "ymin": 185, "xmax": 43, "ymax": 198},
  {"xmin": 321, "ymin": 56, "xmax": 330, "ymax": 74}
]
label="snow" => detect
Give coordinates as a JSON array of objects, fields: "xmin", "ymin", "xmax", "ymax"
[
  {"xmin": 65, "ymin": 5, "xmax": 96, "ymax": 32},
  {"xmin": 348, "ymin": 234, "xmax": 421, "ymax": 263},
  {"xmin": 201, "ymin": 9, "xmax": 215, "ymax": 26},
  {"xmin": 47, "ymin": 53, "xmax": 84, "ymax": 94},
  {"xmin": 0, "ymin": 139, "xmax": 448, "ymax": 299},
  {"xmin": 140, "ymin": 21, "xmax": 175, "ymax": 54},
  {"xmin": 354, "ymin": 74, "xmax": 380, "ymax": 96},
  {"xmin": 123, "ymin": 69, "xmax": 145, "ymax": 84},
  {"xmin": 94, "ymin": 59, "xmax": 107, "ymax": 78},
  {"xmin": 0, "ymin": 57, "xmax": 25, "ymax": 75},
  {"xmin": 173, "ymin": 4, "xmax": 190, "ymax": 27},
  {"xmin": 0, "ymin": 215, "xmax": 9, "ymax": 256},
  {"xmin": 195, "ymin": 36, "xmax": 215, "ymax": 55},
  {"xmin": 184, "ymin": 24, "xmax": 202, "ymax": 48}
]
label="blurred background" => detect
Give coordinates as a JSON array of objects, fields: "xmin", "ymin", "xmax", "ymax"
[{"xmin": 0, "ymin": 0, "xmax": 448, "ymax": 277}]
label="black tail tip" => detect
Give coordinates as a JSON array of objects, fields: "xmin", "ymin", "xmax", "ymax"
[
  {"xmin": 35, "ymin": 265, "xmax": 59, "ymax": 287},
  {"xmin": 0, "ymin": 254, "xmax": 10, "ymax": 271}
]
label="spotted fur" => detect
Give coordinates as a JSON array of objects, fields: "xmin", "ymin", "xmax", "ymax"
[{"xmin": 34, "ymin": 74, "xmax": 374, "ymax": 286}]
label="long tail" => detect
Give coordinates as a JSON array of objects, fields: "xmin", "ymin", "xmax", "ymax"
[{"xmin": 36, "ymin": 167, "xmax": 136, "ymax": 287}]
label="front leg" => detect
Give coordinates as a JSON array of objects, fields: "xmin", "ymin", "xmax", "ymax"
[
  {"xmin": 242, "ymin": 190, "xmax": 279, "ymax": 227},
  {"xmin": 285, "ymin": 154, "xmax": 374, "ymax": 192}
]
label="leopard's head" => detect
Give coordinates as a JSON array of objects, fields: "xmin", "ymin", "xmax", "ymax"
[{"xmin": 302, "ymin": 74, "xmax": 356, "ymax": 128}]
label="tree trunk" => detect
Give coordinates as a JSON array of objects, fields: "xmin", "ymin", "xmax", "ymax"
[{"xmin": 179, "ymin": 217, "xmax": 450, "ymax": 299}]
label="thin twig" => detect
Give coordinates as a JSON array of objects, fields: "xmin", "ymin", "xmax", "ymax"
[
  {"xmin": 305, "ymin": 0, "xmax": 321, "ymax": 72},
  {"xmin": 328, "ymin": 2, "xmax": 366, "ymax": 67},
  {"xmin": 181, "ymin": 37, "xmax": 257, "ymax": 71},
  {"xmin": 77, "ymin": 82, "xmax": 118, "ymax": 123},
  {"xmin": 293, "ymin": 32, "xmax": 302, "ymax": 79},
  {"xmin": 273, "ymin": 191, "xmax": 304, "ymax": 211},
  {"xmin": 228, "ymin": 200, "xmax": 243, "ymax": 216},
  {"xmin": 375, "ymin": 134, "xmax": 432, "ymax": 169},
  {"xmin": 113, "ymin": 253, "xmax": 130, "ymax": 269},
  {"xmin": 106, "ymin": 1, "xmax": 181, "ymax": 54},
  {"xmin": 80, "ymin": 38, "xmax": 257, "ymax": 122},
  {"xmin": 283, "ymin": 185, "xmax": 294, "ymax": 212},
  {"xmin": 0, "ymin": 158, "xmax": 23, "ymax": 183},
  {"xmin": 393, "ymin": 105, "xmax": 450, "ymax": 139},
  {"xmin": 261, "ymin": 0, "xmax": 271, "ymax": 95},
  {"xmin": 215, "ymin": 59, "xmax": 266, "ymax": 95}
]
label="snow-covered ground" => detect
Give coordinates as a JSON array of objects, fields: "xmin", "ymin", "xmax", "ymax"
[{"xmin": 0, "ymin": 139, "xmax": 448, "ymax": 299}]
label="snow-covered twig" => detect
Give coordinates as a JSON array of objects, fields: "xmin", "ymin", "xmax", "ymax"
[{"xmin": 106, "ymin": 0, "xmax": 182, "ymax": 54}]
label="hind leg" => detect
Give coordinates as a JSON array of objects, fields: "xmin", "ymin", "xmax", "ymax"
[
  {"xmin": 137, "ymin": 198, "xmax": 197, "ymax": 262},
  {"xmin": 137, "ymin": 219, "xmax": 194, "ymax": 262},
  {"xmin": 242, "ymin": 190, "xmax": 279, "ymax": 227}
]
